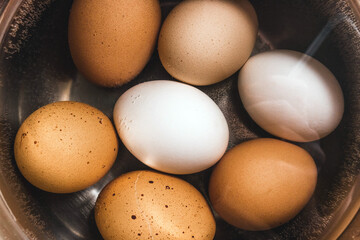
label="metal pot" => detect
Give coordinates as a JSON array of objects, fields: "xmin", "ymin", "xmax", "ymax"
[{"xmin": 0, "ymin": 0, "xmax": 359, "ymax": 239}]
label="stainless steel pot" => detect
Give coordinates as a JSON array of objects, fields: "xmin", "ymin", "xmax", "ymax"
[{"xmin": 0, "ymin": 0, "xmax": 359, "ymax": 239}]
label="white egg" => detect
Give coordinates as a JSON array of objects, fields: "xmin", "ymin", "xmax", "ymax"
[
  {"xmin": 238, "ymin": 49, "xmax": 344, "ymax": 142},
  {"xmin": 113, "ymin": 80, "xmax": 229, "ymax": 174}
]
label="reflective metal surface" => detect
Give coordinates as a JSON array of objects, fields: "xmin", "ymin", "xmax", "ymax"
[{"xmin": 0, "ymin": 0, "xmax": 359, "ymax": 239}]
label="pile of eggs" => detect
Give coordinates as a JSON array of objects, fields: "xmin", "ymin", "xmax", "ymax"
[{"xmin": 14, "ymin": 0, "xmax": 344, "ymax": 239}]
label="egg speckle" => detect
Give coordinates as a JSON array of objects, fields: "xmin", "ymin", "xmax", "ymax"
[
  {"xmin": 14, "ymin": 101, "xmax": 118, "ymax": 193},
  {"xmin": 209, "ymin": 138, "xmax": 318, "ymax": 230},
  {"xmin": 95, "ymin": 170, "xmax": 216, "ymax": 240}
]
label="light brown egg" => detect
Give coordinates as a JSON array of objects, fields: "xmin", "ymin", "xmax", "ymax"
[
  {"xmin": 95, "ymin": 170, "xmax": 216, "ymax": 240},
  {"xmin": 68, "ymin": 0, "xmax": 161, "ymax": 87},
  {"xmin": 209, "ymin": 138, "xmax": 317, "ymax": 231},
  {"xmin": 14, "ymin": 101, "xmax": 118, "ymax": 193},
  {"xmin": 158, "ymin": 0, "xmax": 258, "ymax": 86}
]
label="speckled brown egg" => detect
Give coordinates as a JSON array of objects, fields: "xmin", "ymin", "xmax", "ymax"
[
  {"xmin": 158, "ymin": 0, "xmax": 258, "ymax": 86},
  {"xmin": 95, "ymin": 170, "xmax": 216, "ymax": 240},
  {"xmin": 209, "ymin": 138, "xmax": 317, "ymax": 231},
  {"xmin": 68, "ymin": 0, "xmax": 161, "ymax": 87},
  {"xmin": 14, "ymin": 101, "xmax": 118, "ymax": 193}
]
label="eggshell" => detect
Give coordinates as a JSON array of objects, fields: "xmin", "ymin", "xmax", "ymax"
[
  {"xmin": 238, "ymin": 49, "xmax": 344, "ymax": 142},
  {"xmin": 14, "ymin": 101, "xmax": 118, "ymax": 193},
  {"xmin": 95, "ymin": 170, "xmax": 216, "ymax": 240},
  {"xmin": 209, "ymin": 138, "xmax": 318, "ymax": 231},
  {"xmin": 68, "ymin": 0, "xmax": 161, "ymax": 87},
  {"xmin": 113, "ymin": 80, "xmax": 229, "ymax": 174},
  {"xmin": 158, "ymin": 0, "xmax": 258, "ymax": 86}
]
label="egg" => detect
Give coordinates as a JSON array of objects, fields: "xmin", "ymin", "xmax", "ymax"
[
  {"xmin": 113, "ymin": 80, "xmax": 229, "ymax": 174},
  {"xmin": 14, "ymin": 101, "xmax": 118, "ymax": 193},
  {"xmin": 68, "ymin": 0, "xmax": 161, "ymax": 87},
  {"xmin": 158, "ymin": 0, "xmax": 258, "ymax": 86},
  {"xmin": 95, "ymin": 170, "xmax": 216, "ymax": 240},
  {"xmin": 238, "ymin": 49, "xmax": 344, "ymax": 142},
  {"xmin": 209, "ymin": 138, "xmax": 318, "ymax": 231}
]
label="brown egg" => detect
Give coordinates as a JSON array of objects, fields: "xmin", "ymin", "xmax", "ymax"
[
  {"xmin": 14, "ymin": 101, "xmax": 118, "ymax": 193},
  {"xmin": 209, "ymin": 138, "xmax": 317, "ymax": 231},
  {"xmin": 95, "ymin": 170, "xmax": 216, "ymax": 240},
  {"xmin": 158, "ymin": 0, "xmax": 258, "ymax": 86},
  {"xmin": 68, "ymin": 0, "xmax": 161, "ymax": 87}
]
